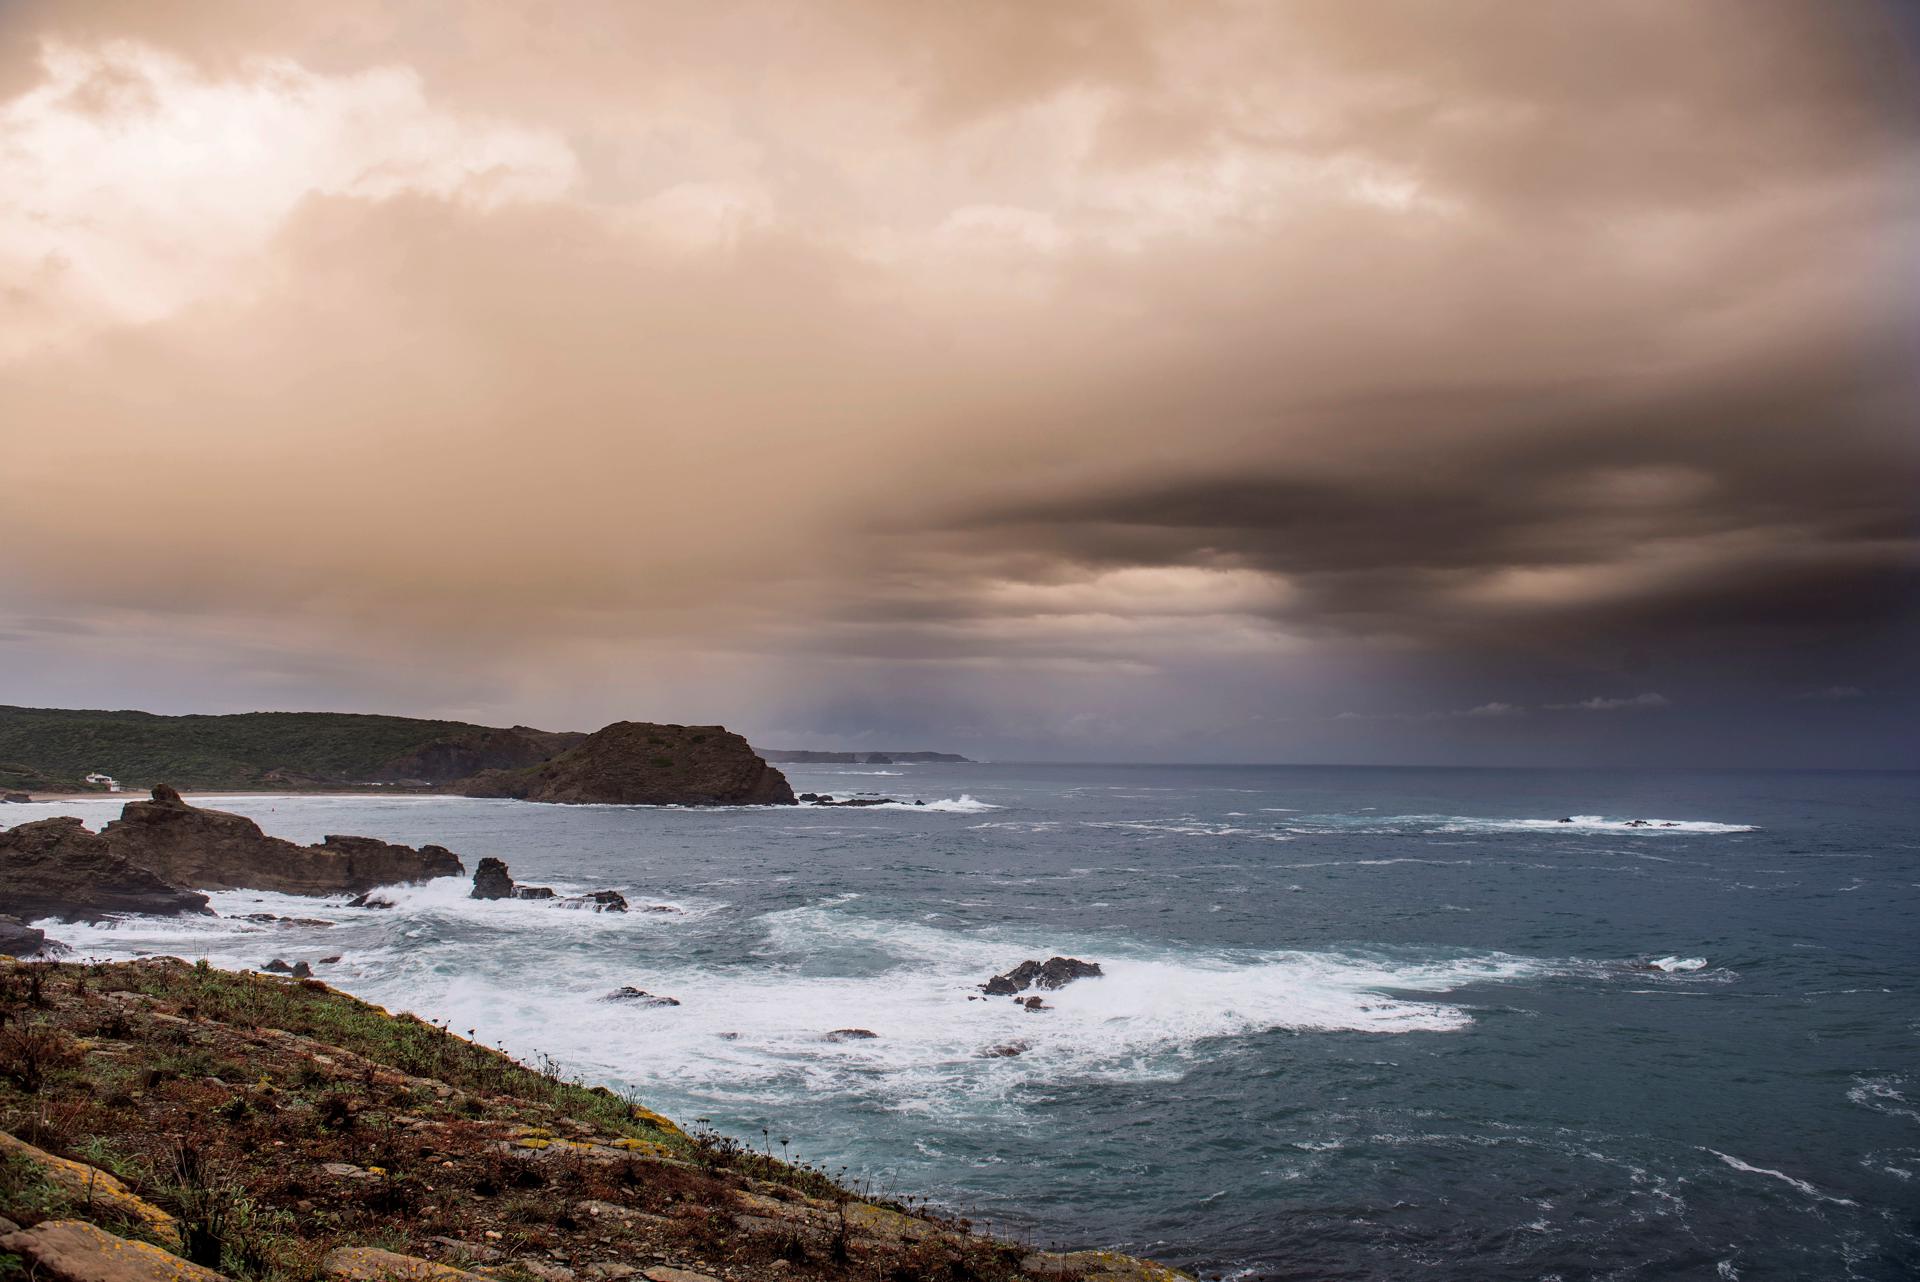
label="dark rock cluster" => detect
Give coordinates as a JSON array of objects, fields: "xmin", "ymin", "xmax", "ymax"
[
  {"xmin": 469, "ymin": 856, "xmax": 627, "ymax": 911},
  {"xmin": 981, "ymin": 957, "xmax": 1104, "ymax": 996}
]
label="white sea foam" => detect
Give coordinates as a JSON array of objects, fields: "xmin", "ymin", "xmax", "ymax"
[
  {"xmin": 1707, "ymin": 1150, "xmax": 1856, "ymax": 1206},
  {"xmin": 1458, "ymin": 814, "xmax": 1758, "ymax": 834},
  {"xmin": 862, "ymin": 795, "xmax": 999, "ymax": 813},
  {"xmin": 1848, "ymin": 1076, "xmax": 1919, "ymax": 1124},
  {"xmin": 1648, "ymin": 956, "xmax": 1708, "ymax": 972},
  {"xmin": 39, "ymin": 892, "xmax": 1556, "ymax": 1121}
]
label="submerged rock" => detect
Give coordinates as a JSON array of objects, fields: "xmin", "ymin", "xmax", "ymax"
[
  {"xmin": 602, "ymin": 987, "xmax": 680, "ymax": 1007},
  {"xmin": 513, "ymin": 885, "xmax": 557, "ymax": 900},
  {"xmin": 825, "ymin": 1028, "xmax": 878, "ymax": 1041},
  {"xmin": 980, "ymin": 1042, "xmax": 1028, "ymax": 1058},
  {"xmin": 981, "ymin": 956, "xmax": 1104, "ymax": 996},
  {"xmin": 0, "ymin": 816, "xmax": 213, "ymax": 924},
  {"xmin": 561, "ymin": 890, "xmax": 628, "ymax": 912}
]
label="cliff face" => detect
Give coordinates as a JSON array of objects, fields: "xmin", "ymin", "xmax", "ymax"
[
  {"xmin": 463, "ymin": 722, "xmax": 796, "ymax": 806},
  {"xmin": 0, "ymin": 815, "xmax": 213, "ymax": 923},
  {"xmin": 99, "ymin": 784, "xmax": 463, "ymax": 894}
]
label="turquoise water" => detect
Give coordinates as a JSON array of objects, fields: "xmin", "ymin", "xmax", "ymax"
[{"xmin": 26, "ymin": 764, "xmax": 1919, "ymax": 1280}]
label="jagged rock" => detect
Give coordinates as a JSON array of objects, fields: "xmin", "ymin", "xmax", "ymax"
[
  {"xmin": 347, "ymin": 893, "xmax": 395, "ymax": 909},
  {"xmin": 0, "ymin": 816, "xmax": 213, "ymax": 924},
  {"xmin": 238, "ymin": 913, "xmax": 336, "ymax": 927},
  {"xmin": 797, "ymin": 792, "xmax": 825, "ymax": 803},
  {"xmin": 322, "ymin": 1245, "xmax": 486, "ymax": 1282},
  {"xmin": 291, "ymin": 961, "xmax": 314, "ymax": 979},
  {"xmin": 513, "ymin": 885, "xmax": 556, "ymax": 900},
  {"xmin": 1022, "ymin": 996, "xmax": 1048, "ymax": 1011},
  {"xmin": 470, "ymin": 857, "xmax": 515, "ymax": 900},
  {"xmin": 602, "ymin": 987, "xmax": 679, "ymax": 1007},
  {"xmin": 97, "ymin": 786, "xmax": 462, "ymax": 895},
  {"xmin": 0, "ymin": 1219, "xmax": 229, "ymax": 1282},
  {"xmin": 980, "ymin": 1042, "xmax": 1028, "ymax": 1058},
  {"xmin": 2, "ymin": 792, "xmax": 30, "ymax": 803},
  {"xmin": 825, "ymin": 1028, "xmax": 878, "ymax": 1041},
  {"xmin": 462, "ymin": 722, "xmax": 796, "ymax": 806},
  {"xmin": 560, "ymin": 891, "xmax": 627, "ymax": 912},
  {"xmin": 0, "ymin": 1132, "xmax": 178, "ymax": 1239},
  {"xmin": 982, "ymin": 956, "xmax": 1104, "ymax": 995},
  {"xmin": 0, "ymin": 915, "xmax": 47, "ymax": 957},
  {"xmin": 319, "ymin": 954, "xmax": 343, "ymax": 964},
  {"xmin": 263, "ymin": 959, "xmax": 294, "ymax": 974}
]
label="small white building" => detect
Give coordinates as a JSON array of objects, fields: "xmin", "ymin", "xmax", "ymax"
[{"xmin": 84, "ymin": 771, "xmax": 123, "ymax": 792}]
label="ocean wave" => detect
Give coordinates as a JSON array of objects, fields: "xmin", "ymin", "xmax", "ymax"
[
  {"xmin": 861, "ymin": 795, "xmax": 1000, "ymax": 813},
  {"xmin": 1848, "ymin": 1076, "xmax": 1919, "ymax": 1124},
  {"xmin": 1706, "ymin": 1149, "xmax": 1857, "ymax": 1206},
  {"xmin": 1647, "ymin": 955, "xmax": 1708, "ymax": 972},
  {"xmin": 1456, "ymin": 814, "xmax": 1758, "ymax": 834},
  {"xmin": 43, "ymin": 893, "xmax": 1559, "ymax": 1120}
]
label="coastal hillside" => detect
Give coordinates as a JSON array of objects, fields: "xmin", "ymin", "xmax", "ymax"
[
  {"xmin": 0, "ymin": 958, "xmax": 1183, "ymax": 1282},
  {"xmin": 0, "ymin": 706, "xmax": 582, "ymax": 793}
]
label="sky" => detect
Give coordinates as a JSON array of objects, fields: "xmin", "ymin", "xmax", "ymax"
[{"xmin": 1, "ymin": 1, "xmax": 1916, "ymax": 768}]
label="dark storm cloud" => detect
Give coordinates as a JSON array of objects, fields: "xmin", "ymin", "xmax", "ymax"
[{"xmin": 0, "ymin": 0, "xmax": 1914, "ymax": 762}]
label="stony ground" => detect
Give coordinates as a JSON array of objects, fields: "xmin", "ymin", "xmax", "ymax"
[{"xmin": 0, "ymin": 958, "xmax": 1188, "ymax": 1282}]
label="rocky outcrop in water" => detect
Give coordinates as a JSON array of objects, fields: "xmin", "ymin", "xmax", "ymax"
[
  {"xmin": 470, "ymin": 856, "xmax": 626, "ymax": 910},
  {"xmin": 463, "ymin": 722, "xmax": 795, "ymax": 807},
  {"xmin": 981, "ymin": 956, "xmax": 1104, "ymax": 996},
  {"xmin": 471, "ymin": 856, "xmax": 515, "ymax": 900},
  {"xmin": 99, "ymin": 785, "xmax": 462, "ymax": 895},
  {"xmin": 602, "ymin": 987, "xmax": 680, "ymax": 1006},
  {"xmin": 0, "ymin": 815, "xmax": 213, "ymax": 923}
]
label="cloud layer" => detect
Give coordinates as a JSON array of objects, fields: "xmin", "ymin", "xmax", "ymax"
[{"xmin": 1, "ymin": 1, "xmax": 1914, "ymax": 764}]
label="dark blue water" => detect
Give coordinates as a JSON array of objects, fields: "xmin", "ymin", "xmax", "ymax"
[{"xmin": 31, "ymin": 764, "xmax": 1920, "ymax": 1280}]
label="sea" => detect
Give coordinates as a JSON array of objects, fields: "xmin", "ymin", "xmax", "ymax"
[{"xmin": 16, "ymin": 763, "xmax": 1918, "ymax": 1281}]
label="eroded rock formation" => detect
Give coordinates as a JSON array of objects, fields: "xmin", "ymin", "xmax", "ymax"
[
  {"xmin": 462, "ymin": 722, "xmax": 795, "ymax": 807},
  {"xmin": 100, "ymin": 785, "xmax": 462, "ymax": 895},
  {"xmin": 0, "ymin": 816, "xmax": 213, "ymax": 923}
]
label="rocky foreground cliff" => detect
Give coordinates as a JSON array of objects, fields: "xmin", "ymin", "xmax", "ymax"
[
  {"xmin": 463, "ymin": 724, "xmax": 795, "ymax": 807},
  {"xmin": 0, "ymin": 958, "xmax": 1188, "ymax": 1282}
]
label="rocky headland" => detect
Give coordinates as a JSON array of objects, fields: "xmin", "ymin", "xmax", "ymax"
[
  {"xmin": 464, "ymin": 723, "xmax": 796, "ymax": 807},
  {"xmin": 0, "ymin": 957, "xmax": 1190, "ymax": 1282}
]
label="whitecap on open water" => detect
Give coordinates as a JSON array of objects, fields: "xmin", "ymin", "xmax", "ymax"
[{"xmin": 16, "ymin": 764, "xmax": 1918, "ymax": 1280}]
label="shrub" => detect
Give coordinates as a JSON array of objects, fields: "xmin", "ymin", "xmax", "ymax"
[{"xmin": 0, "ymin": 1023, "xmax": 83, "ymax": 1092}]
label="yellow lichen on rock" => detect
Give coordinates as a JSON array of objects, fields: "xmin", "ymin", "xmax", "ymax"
[
  {"xmin": 0, "ymin": 1131, "xmax": 178, "ymax": 1240},
  {"xmin": 321, "ymin": 1245, "xmax": 489, "ymax": 1282},
  {"xmin": 0, "ymin": 1218, "xmax": 228, "ymax": 1282}
]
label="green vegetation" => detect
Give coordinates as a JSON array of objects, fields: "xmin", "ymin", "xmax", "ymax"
[{"xmin": 0, "ymin": 705, "xmax": 497, "ymax": 791}]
